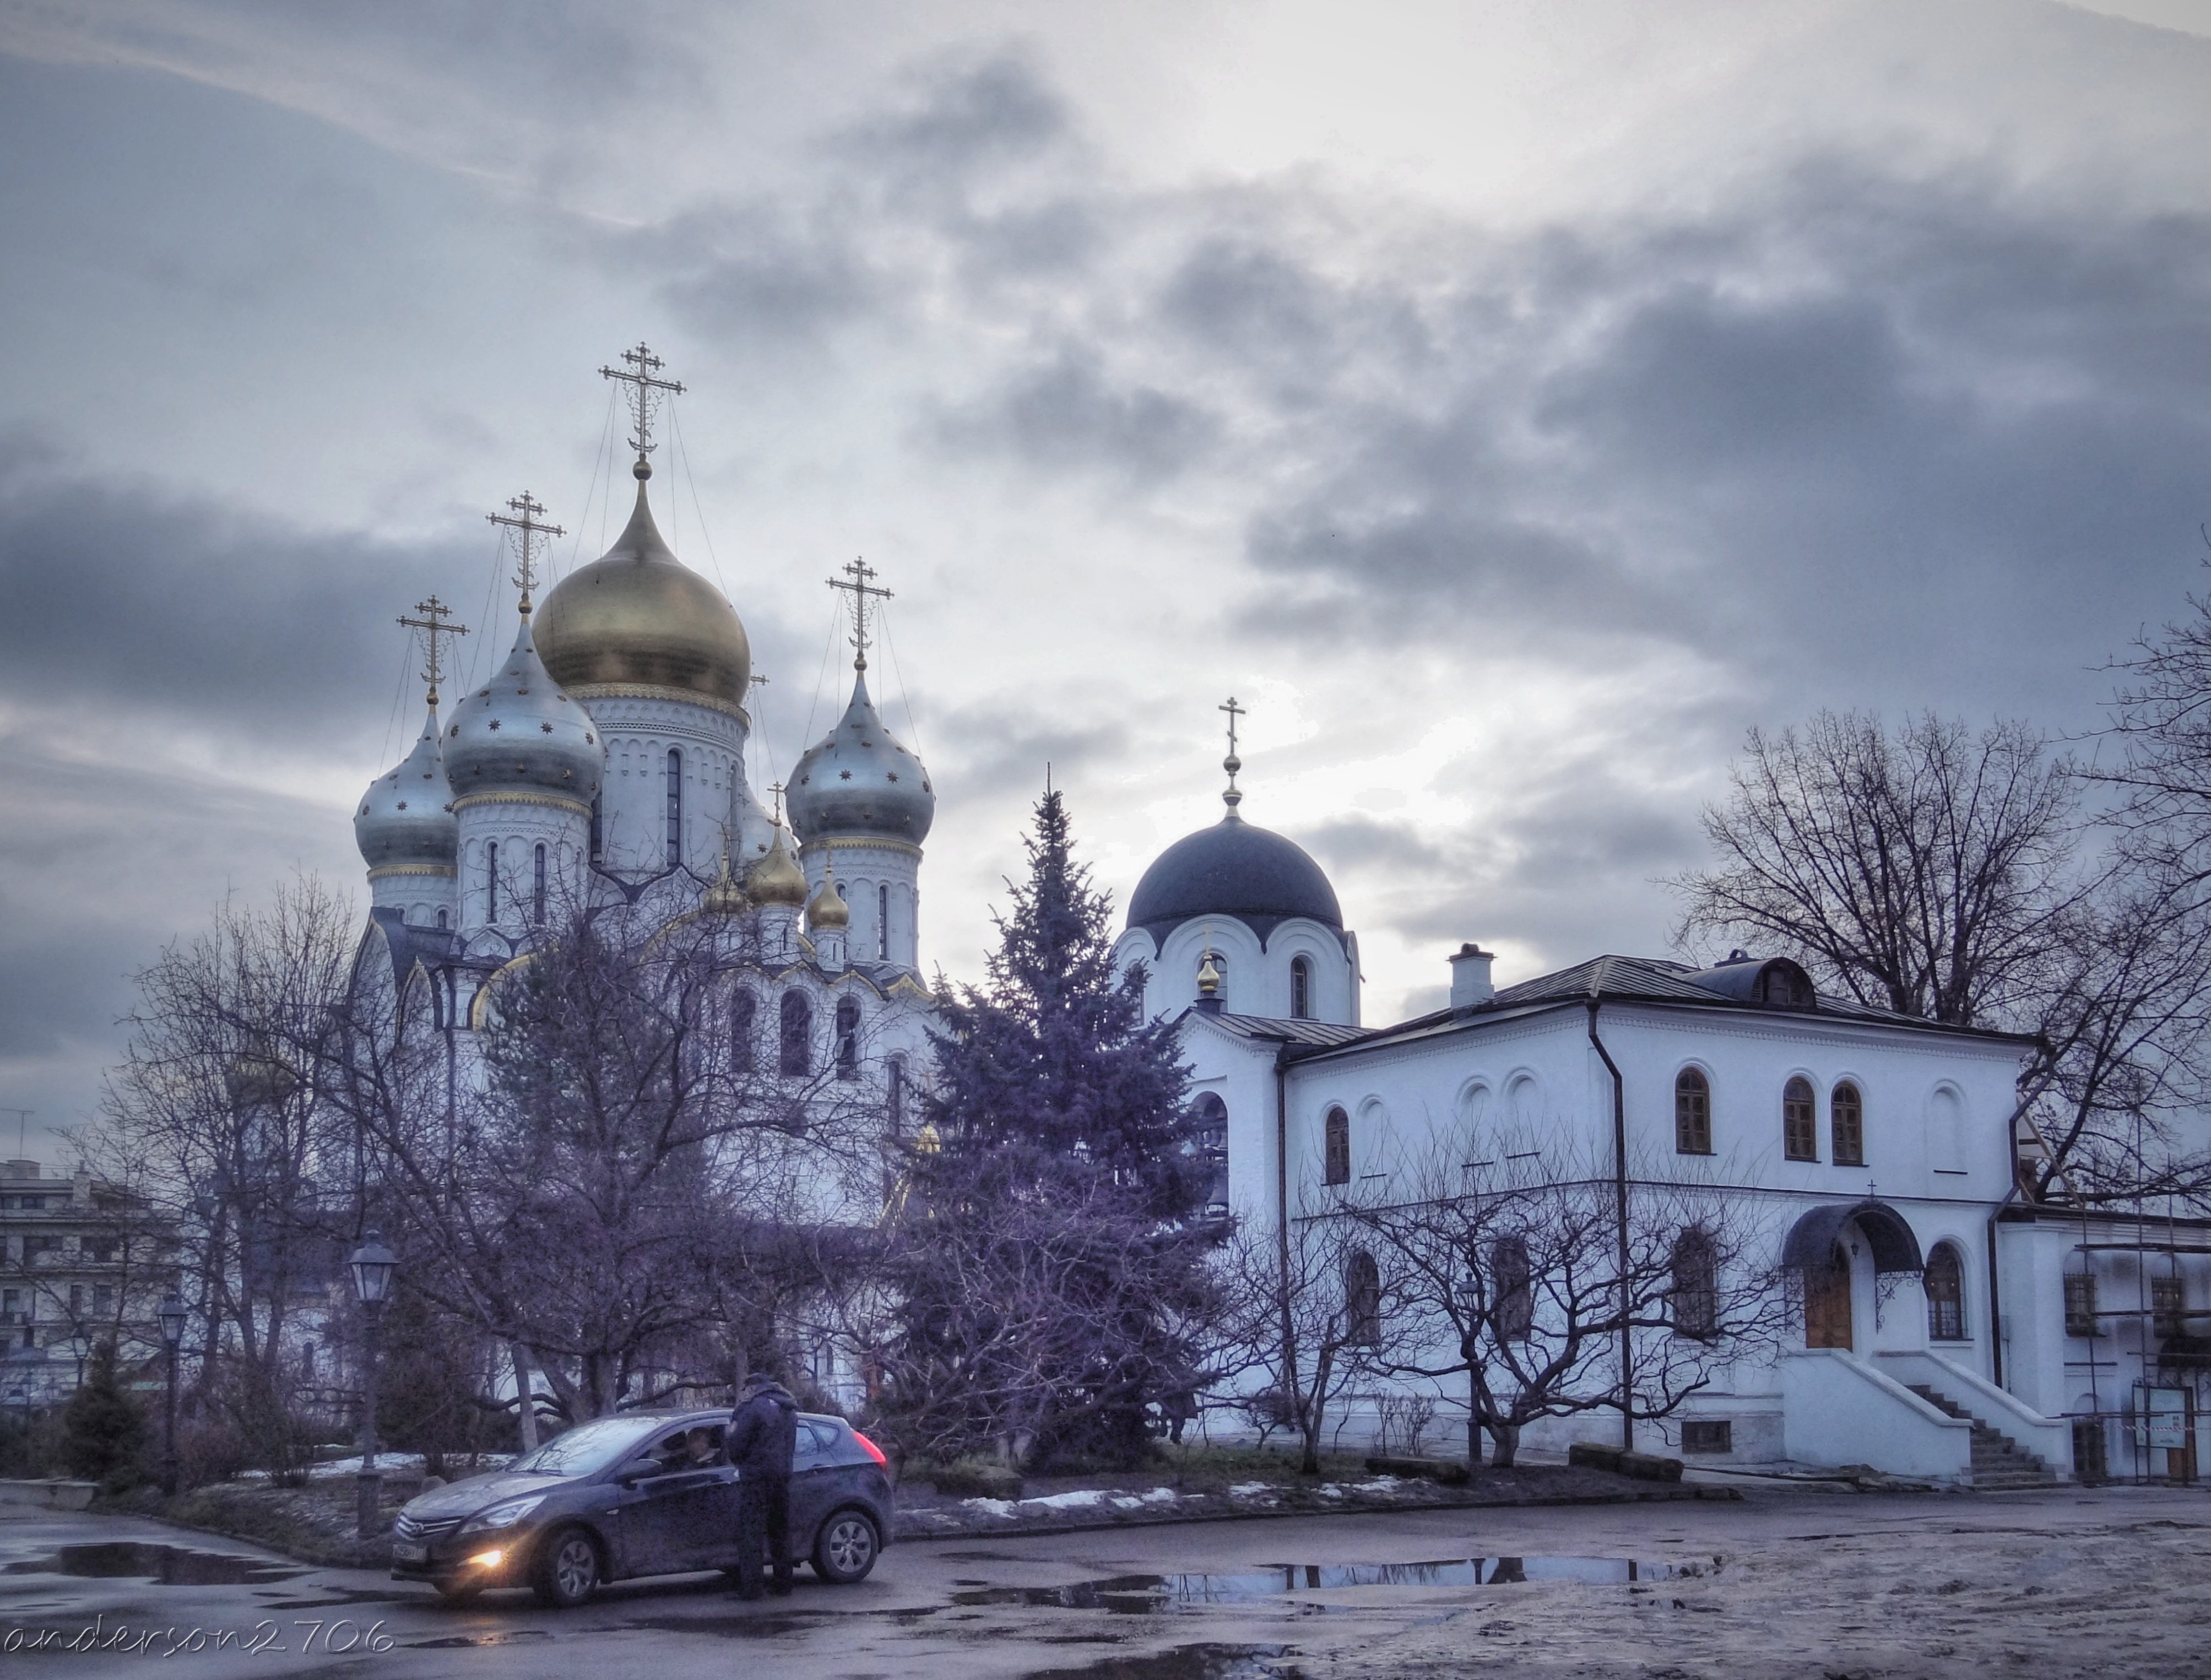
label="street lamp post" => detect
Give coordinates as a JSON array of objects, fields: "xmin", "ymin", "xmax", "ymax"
[
  {"xmin": 347, "ymin": 1233, "xmax": 397, "ymax": 1542},
  {"xmin": 156, "ymin": 1293, "xmax": 186, "ymax": 1497}
]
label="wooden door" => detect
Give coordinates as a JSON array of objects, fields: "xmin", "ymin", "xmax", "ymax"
[{"xmin": 1805, "ymin": 1244, "xmax": 1854, "ymax": 1350}]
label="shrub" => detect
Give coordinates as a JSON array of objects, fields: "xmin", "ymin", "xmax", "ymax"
[{"xmin": 60, "ymin": 1341, "xmax": 150, "ymax": 1489}]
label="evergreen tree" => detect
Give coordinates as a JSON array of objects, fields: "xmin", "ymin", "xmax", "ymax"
[
  {"xmin": 60, "ymin": 1339, "xmax": 149, "ymax": 1488},
  {"xmin": 880, "ymin": 790, "xmax": 1217, "ymax": 1466}
]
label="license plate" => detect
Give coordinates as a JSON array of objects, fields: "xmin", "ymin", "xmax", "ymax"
[{"xmin": 392, "ymin": 1541, "xmax": 429, "ymax": 1564}]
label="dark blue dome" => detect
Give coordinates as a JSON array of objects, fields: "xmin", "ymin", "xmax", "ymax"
[{"xmin": 1126, "ymin": 812, "xmax": 1343, "ymax": 947}]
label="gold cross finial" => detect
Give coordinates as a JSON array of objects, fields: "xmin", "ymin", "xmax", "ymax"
[
  {"xmin": 598, "ymin": 341, "xmax": 685, "ymax": 474},
  {"xmin": 396, "ymin": 595, "xmax": 470, "ymax": 709},
  {"xmin": 826, "ymin": 557, "xmax": 894, "ymax": 673},
  {"xmin": 767, "ymin": 779, "xmax": 787, "ymax": 824},
  {"xmin": 486, "ymin": 492, "xmax": 564, "ymax": 616},
  {"xmin": 1218, "ymin": 696, "xmax": 1245, "ymax": 811}
]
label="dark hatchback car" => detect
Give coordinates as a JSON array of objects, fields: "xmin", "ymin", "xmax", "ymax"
[{"xmin": 389, "ymin": 1408, "xmax": 893, "ymax": 1606}]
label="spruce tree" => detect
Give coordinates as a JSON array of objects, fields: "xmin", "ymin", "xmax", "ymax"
[
  {"xmin": 884, "ymin": 790, "xmax": 1216, "ymax": 1466},
  {"xmin": 60, "ymin": 1338, "xmax": 149, "ymax": 1488}
]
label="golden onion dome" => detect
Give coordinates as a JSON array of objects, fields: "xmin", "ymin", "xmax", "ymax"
[
  {"xmin": 534, "ymin": 470, "xmax": 751, "ymax": 708},
  {"xmin": 747, "ymin": 828, "xmax": 809, "ymax": 908},
  {"xmin": 806, "ymin": 869, "xmax": 850, "ymax": 931},
  {"xmin": 701, "ymin": 852, "xmax": 750, "ymax": 915}
]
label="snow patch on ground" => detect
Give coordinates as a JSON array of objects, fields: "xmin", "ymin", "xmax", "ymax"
[
  {"xmin": 1356, "ymin": 1477, "xmax": 1403, "ymax": 1491},
  {"xmin": 962, "ymin": 1498, "xmax": 1018, "ymax": 1517},
  {"xmin": 1140, "ymin": 1487, "xmax": 1178, "ymax": 1503},
  {"xmin": 1228, "ymin": 1482, "xmax": 1276, "ymax": 1497},
  {"xmin": 1021, "ymin": 1489, "xmax": 1108, "ymax": 1509},
  {"xmin": 1315, "ymin": 1484, "xmax": 1345, "ymax": 1498}
]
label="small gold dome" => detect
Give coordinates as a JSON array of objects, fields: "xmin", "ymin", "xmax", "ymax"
[
  {"xmin": 747, "ymin": 829, "xmax": 809, "ymax": 908},
  {"xmin": 702, "ymin": 852, "xmax": 749, "ymax": 915},
  {"xmin": 806, "ymin": 870, "xmax": 850, "ymax": 931},
  {"xmin": 535, "ymin": 480, "xmax": 751, "ymax": 707}
]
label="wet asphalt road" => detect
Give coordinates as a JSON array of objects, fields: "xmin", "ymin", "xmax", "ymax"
[{"xmin": 5, "ymin": 1484, "xmax": 2208, "ymax": 1679}]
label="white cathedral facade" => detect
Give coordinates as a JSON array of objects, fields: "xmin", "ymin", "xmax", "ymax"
[{"xmin": 348, "ymin": 352, "xmax": 2202, "ymax": 1484}]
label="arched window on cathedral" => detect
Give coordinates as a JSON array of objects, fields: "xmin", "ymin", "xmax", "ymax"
[
  {"xmin": 1672, "ymin": 1228, "xmax": 1719, "ymax": 1338},
  {"xmin": 1324, "ymin": 1106, "xmax": 1351, "ymax": 1186},
  {"xmin": 1290, "ymin": 956, "xmax": 1312, "ymax": 1020},
  {"xmin": 486, "ymin": 842, "xmax": 499, "ymax": 921},
  {"xmin": 436, "ymin": 907, "xmax": 448, "ymax": 930},
  {"xmin": 779, "ymin": 991, "xmax": 811, "ymax": 1076},
  {"xmin": 533, "ymin": 843, "xmax": 547, "ymax": 925},
  {"xmin": 589, "ymin": 794, "xmax": 603, "ymax": 862},
  {"xmin": 1674, "ymin": 1068, "xmax": 1711, "ymax": 1155},
  {"xmin": 665, "ymin": 749, "xmax": 684, "ymax": 868},
  {"xmin": 1831, "ymin": 1081, "xmax": 1865, "ymax": 1166},
  {"xmin": 1346, "ymin": 1250, "xmax": 1382, "ymax": 1346},
  {"xmin": 835, "ymin": 995, "xmax": 861, "ymax": 1079},
  {"xmin": 1926, "ymin": 1242, "xmax": 1967, "ymax": 1341},
  {"xmin": 879, "ymin": 884, "xmax": 891, "ymax": 961},
  {"xmin": 730, "ymin": 989, "xmax": 757, "ymax": 1074},
  {"xmin": 1783, "ymin": 1076, "xmax": 1818, "ymax": 1161},
  {"xmin": 886, "ymin": 1056, "xmax": 906, "ymax": 1135},
  {"xmin": 1191, "ymin": 1092, "xmax": 1229, "ymax": 1215}
]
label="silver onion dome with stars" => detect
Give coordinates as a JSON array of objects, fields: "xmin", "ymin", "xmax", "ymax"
[
  {"xmin": 355, "ymin": 707, "xmax": 458, "ymax": 869},
  {"xmin": 445, "ymin": 614, "xmax": 604, "ymax": 804},
  {"xmin": 787, "ymin": 671, "xmax": 934, "ymax": 844}
]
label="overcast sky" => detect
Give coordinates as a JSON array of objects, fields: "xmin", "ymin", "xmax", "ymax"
[{"xmin": 4, "ymin": 0, "xmax": 2211, "ymax": 1161}]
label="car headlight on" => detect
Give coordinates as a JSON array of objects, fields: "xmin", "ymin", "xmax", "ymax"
[{"xmin": 459, "ymin": 1495, "xmax": 547, "ymax": 1533}]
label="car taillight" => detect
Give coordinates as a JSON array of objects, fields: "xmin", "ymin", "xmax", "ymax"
[{"xmin": 852, "ymin": 1430, "xmax": 888, "ymax": 1466}]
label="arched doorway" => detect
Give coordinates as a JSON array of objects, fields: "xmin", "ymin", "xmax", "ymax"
[{"xmin": 1804, "ymin": 1243, "xmax": 1853, "ymax": 1350}]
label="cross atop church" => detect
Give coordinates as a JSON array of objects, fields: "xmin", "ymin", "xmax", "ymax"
[
  {"xmin": 599, "ymin": 341, "xmax": 685, "ymax": 470},
  {"xmin": 827, "ymin": 557, "xmax": 893, "ymax": 673},
  {"xmin": 1219, "ymin": 695, "xmax": 1245, "ymax": 811},
  {"xmin": 768, "ymin": 779, "xmax": 787, "ymax": 824},
  {"xmin": 487, "ymin": 492, "xmax": 563, "ymax": 615},
  {"xmin": 397, "ymin": 595, "xmax": 469, "ymax": 708}
]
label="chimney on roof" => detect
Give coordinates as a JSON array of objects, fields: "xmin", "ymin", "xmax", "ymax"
[{"xmin": 1448, "ymin": 943, "xmax": 1494, "ymax": 1009}]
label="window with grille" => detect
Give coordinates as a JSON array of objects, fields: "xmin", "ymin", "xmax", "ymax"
[
  {"xmin": 1674, "ymin": 1069, "xmax": 1711, "ymax": 1155},
  {"xmin": 779, "ymin": 991, "xmax": 811, "ymax": 1076},
  {"xmin": 879, "ymin": 884, "xmax": 890, "ymax": 960},
  {"xmin": 2152, "ymin": 1275, "xmax": 2186, "ymax": 1341},
  {"xmin": 1493, "ymin": 1237, "xmax": 1533, "ymax": 1341},
  {"xmin": 1346, "ymin": 1250, "xmax": 1381, "ymax": 1346},
  {"xmin": 2064, "ymin": 1271, "xmax": 2099, "ymax": 1338},
  {"xmin": 1672, "ymin": 1229, "xmax": 1719, "ymax": 1338},
  {"xmin": 730, "ymin": 990, "xmax": 757, "ymax": 1073},
  {"xmin": 1291, "ymin": 956, "xmax": 1312, "ymax": 1020},
  {"xmin": 665, "ymin": 749, "xmax": 683, "ymax": 866},
  {"xmin": 533, "ymin": 843, "xmax": 547, "ymax": 925},
  {"xmin": 1783, "ymin": 1076, "xmax": 1818, "ymax": 1161},
  {"xmin": 1681, "ymin": 1419, "xmax": 1732, "ymax": 1454},
  {"xmin": 835, "ymin": 996, "xmax": 860, "ymax": 1078},
  {"xmin": 1830, "ymin": 1081, "xmax": 1864, "ymax": 1166},
  {"xmin": 1925, "ymin": 1242, "xmax": 1966, "ymax": 1341},
  {"xmin": 486, "ymin": 841, "xmax": 498, "ymax": 920},
  {"xmin": 1324, "ymin": 1107, "xmax": 1351, "ymax": 1186}
]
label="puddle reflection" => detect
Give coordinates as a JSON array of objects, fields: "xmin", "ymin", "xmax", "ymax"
[
  {"xmin": 955, "ymin": 1556, "xmax": 1688, "ymax": 1614},
  {"xmin": 3, "ymin": 1543, "xmax": 303, "ymax": 1587}
]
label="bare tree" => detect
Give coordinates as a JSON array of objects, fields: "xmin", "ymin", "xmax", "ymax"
[
  {"xmin": 1672, "ymin": 711, "xmax": 2083, "ymax": 1026},
  {"xmin": 1340, "ymin": 1134, "xmax": 1786, "ymax": 1467},
  {"xmin": 1216, "ymin": 1188, "xmax": 1414, "ymax": 1476},
  {"xmin": 1674, "ymin": 709, "xmax": 2211, "ymax": 1207}
]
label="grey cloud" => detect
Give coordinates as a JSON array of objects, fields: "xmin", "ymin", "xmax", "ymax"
[
  {"xmin": 928, "ymin": 346, "xmax": 1220, "ymax": 481},
  {"xmin": 646, "ymin": 199, "xmax": 884, "ymax": 353},
  {"xmin": 929, "ymin": 698, "xmax": 1138, "ymax": 801},
  {"xmin": 0, "ymin": 441, "xmax": 476, "ymax": 735},
  {"xmin": 1299, "ymin": 815, "xmax": 1454, "ymax": 877},
  {"xmin": 838, "ymin": 50, "xmax": 1068, "ymax": 182}
]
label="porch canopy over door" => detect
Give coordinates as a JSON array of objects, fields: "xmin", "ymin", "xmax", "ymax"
[{"xmin": 1781, "ymin": 1199, "xmax": 1926, "ymax": 1275}]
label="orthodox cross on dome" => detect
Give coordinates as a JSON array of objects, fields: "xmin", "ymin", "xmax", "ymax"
[
  {"xmin": 1218, "ymin": 695, "xmax": 1245, "ymax": 811},
  {"xmin": 599, "ymin": 342, "xmax": 685, "ymax": 474},
  {"xmin": 826, "ymin": 557, "xmax": 893, "ymax": 673},
  {"xmin": 486, "ymin": 492, "xmax": 564, "ymax": 616},
  {"xmin": 397, "ymin": 595, "xmax": 470, "ymax": 709},
  {"xmin": 767, "ymin": 780, "xmax": 788, "ymax": 824}
]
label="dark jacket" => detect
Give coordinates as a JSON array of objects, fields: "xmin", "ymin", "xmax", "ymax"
[{"xmin": 727, "ymin": 1382, "xmax": 799, "ymax": 1480}]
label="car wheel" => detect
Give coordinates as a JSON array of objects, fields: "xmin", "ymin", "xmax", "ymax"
[
  {"xmin": 811, "ymin": 1510, "xmax": 879, "ymax": 1584},
  {"xmin": 530, "ymin": 1526, "xmax": 601, "ymax": 1608}
]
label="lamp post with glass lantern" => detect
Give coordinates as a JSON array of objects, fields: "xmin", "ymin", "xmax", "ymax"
[
  {"xmin": 346, "ymin": 1233, "xmax": 397, "ymax": 1541},
  {"xmin": 156, "ymin": 1293, "xmax": 186, "ymax": 1496}
]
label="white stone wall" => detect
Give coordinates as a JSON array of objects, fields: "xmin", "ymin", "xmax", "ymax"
[
  {"xmin": 577, "ymin": 691, "xmax": 750, "ymax": 884},
  {"xmin": 366, "ymin": 865, "xmax": 457, "ymax": 930},
  {"xmin": 1115, "ymin": 915, "xmax": 1360, "ymax": 1027},
  {"xmin": 799, "ymin": 838, "xmax": 923, "ymax": 972},
  {"xmin": 454, "ymin": 795, "xmax": 590, "ymax": 948}
]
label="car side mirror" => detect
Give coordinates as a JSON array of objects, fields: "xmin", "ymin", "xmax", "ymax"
[{"xmin": 615, "ymin": 1457, "xmax": 663, "ymax": 1485}]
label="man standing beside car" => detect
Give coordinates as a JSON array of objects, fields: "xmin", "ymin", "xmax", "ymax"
[{"xmin": 727, "ymin": 1370, "xmax": 799, "ymax": 1598}]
